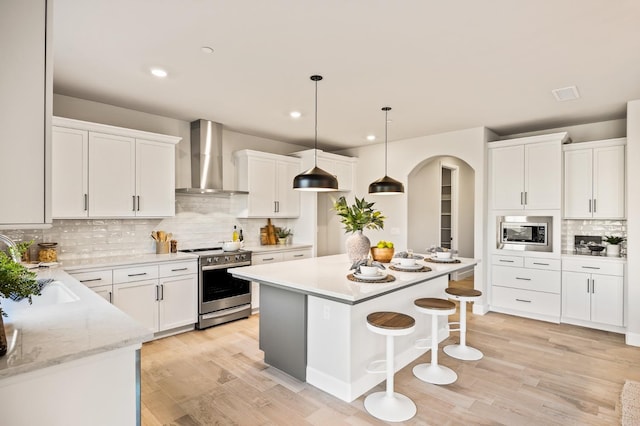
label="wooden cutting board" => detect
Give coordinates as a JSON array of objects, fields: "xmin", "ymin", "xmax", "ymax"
[{"xmin": 260, "ymin": 219, "xmax": 278, "ymax": 245}]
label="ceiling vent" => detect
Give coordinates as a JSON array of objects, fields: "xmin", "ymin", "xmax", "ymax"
[{"xmin": 552, "ymin": 85, "xmax": 580, "ymax": 102}]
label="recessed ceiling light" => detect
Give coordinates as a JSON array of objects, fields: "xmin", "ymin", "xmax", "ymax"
[
  {"xmin": 201, "ymin": 46, "xmax": 214, "ymax": 54},
  {"xmin": 290, "ymin": 111, "xmax": 302, "ymax": 119},
  {"xmin": 552, "ymin": 85, "xmax": 580, "ymax": 101},
  {"xmin": 150, "ymin": 68, "xmax": 168, "ymax": 78},
  {"xmin": 366, "ymin": 135, "xmax": 376, "ymax": 141}
]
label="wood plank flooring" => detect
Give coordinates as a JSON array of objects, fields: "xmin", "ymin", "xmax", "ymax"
[{"xmin": 141, "ymin": 277, "xmax": 640, "ymax": 425}]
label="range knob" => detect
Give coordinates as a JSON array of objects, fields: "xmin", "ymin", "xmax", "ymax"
[
  {"xmin": 224, "ymin": 256, "xmax": 230, "ymax": 262},
  {"xmin": 207, "ymin": 258, "xmax": 212, "ymax": 263}
]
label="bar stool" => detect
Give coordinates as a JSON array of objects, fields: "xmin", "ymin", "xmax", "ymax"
[
  {"xmin": 413, "ymin": 298, "xmax": 458, "ymax": 385},
  {"xmin": 443, "ymin": 287, "xmax": 483, "ymax": 361},
  {"xmin": 364, "ymin": 311, "xmax": 417, "ymax": 422}
]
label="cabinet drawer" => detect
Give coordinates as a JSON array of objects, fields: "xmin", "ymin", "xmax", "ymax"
[
  {"xmin": 159, "ymin": 260, "xmax": 198, "ymax": 277},
  {"xmin": 492, "ymin": 255, "xmax": 523, "ymax": 267},
  {"xmin": 113, "ymin": 265, "xmax": 159, "ymax": 283},
  {"xmin": 492, "ymin": 265, "xmax": 560, "ymax": 293},
  {"xmin": 283, "ymin": 249, "xmax": 312, "ymax": 261},
  {"xmin": 252, "ymin": 253, "xmax": 284, "ymax": 264},
  {"xmin": 562, "ymin": 258, "xmax": 624, "ymax": 276},
  {"xmin": 524, "ymin": 258, "xmax": 561, "ymax": 271},
  {"xmin": 492, "ymin": 286, "xmax": 561, "ymax": 317},
  {"xmin": 70, "ymin": 269, "xmax": 113, "ymax": 288}
]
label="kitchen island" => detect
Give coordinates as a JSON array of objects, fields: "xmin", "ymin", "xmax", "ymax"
[
  {"xmin": 0, "ymin": 267, "xmax": 152, "ymax": 426},
  {"xmin": 232, "ymin": 253, "xmax": 478, "ymax": 402}
]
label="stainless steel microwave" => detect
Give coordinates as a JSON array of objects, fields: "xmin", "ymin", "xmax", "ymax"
[{"xmin": 497, "ymin": 216, "xmax": 552, "ymax": 252}]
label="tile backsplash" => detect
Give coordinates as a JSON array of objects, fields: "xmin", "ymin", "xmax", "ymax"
[
  {"xmin": 2, "ymin": 195, "xmax": 296, "ymax": 261},
  {"xmin": 562, "ymin": 219, "xmax": 627, "ymax": 253}
]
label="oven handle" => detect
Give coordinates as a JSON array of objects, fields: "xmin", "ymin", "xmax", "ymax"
[{"xmin": 202, "ymin": 262, "xmax": 251, "ymax": 271}]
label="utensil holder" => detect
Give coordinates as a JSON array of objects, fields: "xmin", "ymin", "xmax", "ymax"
[{"xmin": 156, "ymin": 241, "xmax": 170, "ymax": 254}]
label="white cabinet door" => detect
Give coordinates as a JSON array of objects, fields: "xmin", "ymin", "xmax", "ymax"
[
  {"xmin": 525, "ymin": 141, "xmax": 561, "ymax": 209},
  {"xmin": 91, "ymin": 284, "xmax": 113, "ymax": 303},
  {"xmin": 158, "ymin": 275, "xmax": 197, "ymax": 330},
  {"xmin": 136, "ymin": 138, "xmax": 175, "ymax": 217},
  {"xmin": 247, "ymin": 156, "xmax": 277, "ymax": 216},
  {"xmin": 590, "ymin": 274, "xmax": 624, "ymax": 326},
  {"xmin": 561, "ymin": 271, "xmax": 591, "ymax": 322},
  {"xmin": 113, "ymin": 279, "xmax": 159, "ymax": 332},
  {"xmin": 275, "ymin": 159, "xmax": 300, "ymax": 217},
  {"xmin": 0, "ymin": 0, "xmax": 49, "ymax": 225},
  {"xmin": 490, "ymin": 145, "xmax": 524, "ymax": 210},
  {"xmin": 592, "ymin": 145, "xmax": 625, "ymax": 219},
  {"xmin": 52, "ymin": 127, "xmax": 89, "ymax": 218},
  {"xmin": 89, "ymin": 132, "xmax": 136, "ymax": 217},
  {"xmin": 564, "ymin": 149, "xmax": 593, "ymax": 218}
]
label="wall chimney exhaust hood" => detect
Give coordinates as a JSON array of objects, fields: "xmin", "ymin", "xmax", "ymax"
[{"xmin": 175, "ymin": 119, "xmax": 248, "ymax": 196}]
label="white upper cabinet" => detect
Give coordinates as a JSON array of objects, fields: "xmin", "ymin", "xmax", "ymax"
[
  {"xmin": 489, "ymin": 132, "xmax": 568, "ymax": 211},
  {"xmin": 235, "ymin": 150, "xmax": 301, "ymax": 218},
  {"xmin": 52, "ymin": 117, "xmax": 180, "ymax": 218},
  {"xmin": 0, "ymin": 0, "xmax": 52, "ymax": 226},
  {"xmin": 294, "ymin": 149, "xmax": 357, "ymax": 192},
  {"xmin": 563, "ymin": 138, "xmax": 626, "ymax": 219}
]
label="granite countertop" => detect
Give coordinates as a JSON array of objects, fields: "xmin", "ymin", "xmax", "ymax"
[
  {"xmin": 0, "ymin": 268, "xmax": 152, "ymax": 379},
  {"xmin": 61, "ymin": 252, "xmax": 199, "ymax": 271},
  {"xmin": 561, "ymin": 252, "xmax": 627, "ymax": 263},
  {"xmin": 232, "ymin": 253, "xmax": 478, "ymax": 304},
  {"xmin": 243, "ymin": 243, "xmax": 313, "ymax": 254}
]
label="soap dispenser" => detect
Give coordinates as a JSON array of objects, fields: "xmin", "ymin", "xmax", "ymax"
[{"xmin": 232, "ymin": 225, "xmax": 239, "ymax": 242}]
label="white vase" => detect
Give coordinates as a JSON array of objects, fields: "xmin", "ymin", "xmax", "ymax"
[
  {"xmin": 346, "ymin": 230, "xmax": 371, "ymax": 263},
  {"xmin": 606, "ymin": 244, "xmax": 620, "ymax": 257}
]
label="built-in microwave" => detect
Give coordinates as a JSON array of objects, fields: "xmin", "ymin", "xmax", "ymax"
[{"xmin": 497, "ymin": 216, "xmax": 552, "ymax": 252}]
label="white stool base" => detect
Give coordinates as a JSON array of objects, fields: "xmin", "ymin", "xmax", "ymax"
[
  {"xmin": 364, "ymin": 392, "xmax": 417, "ymax": 422},
  {"xmin": 443, "ymin": 344, "xmax": 483, "ymax": 361},
  {"xmin": 413, "ymin": 363, "xmax": 458, "ymax": 385}
]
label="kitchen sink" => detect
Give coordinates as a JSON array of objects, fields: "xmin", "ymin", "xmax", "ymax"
[{"xmin": 24, "ymin": 281, "xmax": 80, "ymax": 306}]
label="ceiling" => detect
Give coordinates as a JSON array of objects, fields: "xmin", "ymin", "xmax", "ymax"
[{"xmin": 52, "ymin": 0, "xmax": 640, "ymax": 150}]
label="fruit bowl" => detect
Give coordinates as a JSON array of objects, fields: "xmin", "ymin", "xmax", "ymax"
[{"xmin": 370, "ymin": 247, "xmax": 394, "ymax": 263}]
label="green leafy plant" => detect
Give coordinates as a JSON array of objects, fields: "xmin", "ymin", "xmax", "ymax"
[
  {"xmin": 333, "ymin": 196, "xmax": 385, "ymax": 233},
  {"xmin": 0, "ymin": 241, "xmax": 40, "ymax": 317},
  {"xmin": 603, "ymin": 235, "xmax": 625, "ymax": 245},
  {"xmin": 276, "ymin": 227, "xmax": 293, "ymax": 239}
]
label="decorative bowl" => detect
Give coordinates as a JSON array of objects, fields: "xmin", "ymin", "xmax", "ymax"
[{"xmin": 370, "ymin": 247, "xmax": 394, "ymax": 263}]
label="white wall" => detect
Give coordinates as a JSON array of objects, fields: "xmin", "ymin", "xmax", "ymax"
[{"xmin": 626, "ymin": 100, "xmax": 640, "ymax": 346}]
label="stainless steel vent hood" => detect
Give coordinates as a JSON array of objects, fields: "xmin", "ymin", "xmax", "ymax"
[{"xmin": 175, "ymin": 119, "xmax": 248, "ymax": 195}]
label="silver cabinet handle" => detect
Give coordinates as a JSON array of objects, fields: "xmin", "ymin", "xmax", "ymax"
[
  {"xmin": 80, "ymin": 278, "xmax": 102, "ymax": 283},
  {"xmin": 532, "ymin": 262, "xmax": 549, "ymax": 266},
  {"xmin": 520, "ymin": 192, "xmax": 524, "ymax": 205},
  {"xmin": 591, "ymin": 278, "xmax": 595, "ymax": 294},
  {"xmin": 593, "ymin": 199, "xmax": 596, "ymax": 213},
  {"xmin": 171, "ymin": 267, "xmax": 188, "ymax": 272},
  {"xmin": 515, "ymin": 277, "xmax": 531, "ymax": 281},
  {"xmin": 128, "ymin": 272, "xmax": 148, "ymax": 277},
  {"xmin": 108, "ymin": 291, "xmax": 112, "ymax": 304},
  {"xmin": 587, "ymin": 278, "xmax": 590, "ymax": 293},
  {"xmin": 263, "ymin": 257, "xmax": 275, "ymax": 261},
  {"xmin": 589, "ymin": 199, "xmax": 592, "ymax": 213},
  {"xmin": 84, "ymin": 194, "xmax": 88, "ymax": 211},
  {"xmin": 581, "ymin": 266, "xmax": 600, "ymax": 270},
  {"xmin": 155, "ymin": 285, "xmax": 159, "ymax": 301},
  {"xmin": 515, "ymin": 299, "xmax": 531, "ymax": 303},
  {"xmin": 524, "ymin": 192, "xmax": 527, "ymax": 205},
  {"xmin": 499, "ymin": 259, "xmax": 515, "ymax": 263},
  {"xmin": 160, "ymin": 284, "xmax": 164, "ymax": 301},
  {"xmin": 137, "ymin": 195, "xmax": 140, "ymax": 211},
  {"xmin": 132, "ymin": 195, "xmax": 136, "ymax": 211},
  {"xmin": 293, "ymin": 254, "xmax": 304, "ymax": 257}
]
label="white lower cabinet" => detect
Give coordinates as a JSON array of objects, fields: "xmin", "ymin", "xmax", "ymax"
[
  {"xmin": 561, "ymin": 258, "xmax": 624, "ymax": 330},
  {"xmin": 490, "ymin": 254, "xmax": 561, "ymax": 322},
  {"xmin": 70, "ymin": 259, "xmax": 197, "ymax": 336},
  {"xmin": 250, "ymin": 248, "xmax": 312, "ymax": 310}
]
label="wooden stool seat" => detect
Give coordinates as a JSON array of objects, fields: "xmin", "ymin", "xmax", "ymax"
[
  {"xmin": 412, "ymin": 298, "xmax": 457, "ymax": 385},
  {"xmin": 364, "ymin": 311, "xmax": 417, "ymax": 422},
  {"xmin": 444, "ymin": 287, "xmax": 483, "ymax": 361},
  {"xmin": 445, "ymin": 287, "xmax": 482, "ymax": 299}
]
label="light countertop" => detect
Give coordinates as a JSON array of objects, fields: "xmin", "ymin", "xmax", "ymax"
[
  {"xmin": 243, "ymin": 243, "xmax": 312, "ymax": 254},
  {"xmin": 232, "ymin": 253, "xmax": 477, "ymax": 304},
  {"xmin": 561, "ymin": 252, "xmax": 627, "ymax": 263},
  {"xmin": 0, "ymin": 268, "xmax": 152, "ymax": 379},
  {"xmin": 61, "ymin": 252, "xmax": 198, "ymax": 271}
]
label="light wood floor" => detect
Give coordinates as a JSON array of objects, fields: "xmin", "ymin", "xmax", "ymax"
[{"xmin": 141, "ymin": 277, "xmax": 640, "ymax": 425}]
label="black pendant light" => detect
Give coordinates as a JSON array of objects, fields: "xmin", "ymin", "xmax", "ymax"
[
  {"xmin": 293, "ymin": 75, "xmax": 339, "ymax": 192},
  {"xmin": 368, "ymin": 107, "xmax": 405, "ymax": 194}
]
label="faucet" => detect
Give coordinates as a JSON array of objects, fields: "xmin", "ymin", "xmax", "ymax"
[{"xmin": 0, "ymin": 234, "xmax": 19, "ymax": 263}]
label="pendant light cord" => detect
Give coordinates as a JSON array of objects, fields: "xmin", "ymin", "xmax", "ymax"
[
  {"xmin": 314, "ymin": 78, "xmax": 318, "ymax": 168},
  {"xmin": 384, "ymin": 107, "xmax": 388, "ymax": 176}
]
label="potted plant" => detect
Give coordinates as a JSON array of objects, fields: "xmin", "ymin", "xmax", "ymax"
[
  {"xmin": 276, "ymin": 227, "xmax": 293, "ymax": 245},
  {"xmin": 603, "ymin": 235, "xmax": 625, "ymax": 257},
  {"xmin": 0, "ymin": 241, "xmax": 40, "ymax": 356},
  {"xmin": 333, "ymin": 196, "xmax": 385, "ymax": 262}
]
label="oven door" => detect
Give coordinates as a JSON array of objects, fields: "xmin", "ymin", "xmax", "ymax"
[{"xmin": 200, "ymin": 267, "xmax": 251, "ymax": 314}]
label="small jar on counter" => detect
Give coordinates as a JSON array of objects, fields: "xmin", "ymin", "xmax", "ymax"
[{"xmin": 38, "ymin": 242, "xmax": 58, "ymax": 262}]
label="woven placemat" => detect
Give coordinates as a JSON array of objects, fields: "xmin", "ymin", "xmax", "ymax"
[
  {"xmin": 423, "ymin": 257, "xmax": 461, "ymax": 264},
  {"xmin": 389, "ymin": 265, "xmax": 432, "ymax": 273},
  {"xmin": 347, "ymin": 273, "xmax": 396, "ymax": 283}
]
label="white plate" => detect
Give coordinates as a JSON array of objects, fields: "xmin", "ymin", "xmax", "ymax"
[
  {"xmin": 431, "ymin": 256, "xmax": 457, "ymax": 263},
  {"xmin": 354, "ymin": 272, "xmax": 387, "ymax": 281},
  {"xmin": 392, "ymin": 263, "xmax": 423, "ymax": 270}
]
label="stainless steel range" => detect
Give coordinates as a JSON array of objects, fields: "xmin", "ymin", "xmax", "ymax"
[{"xmin": 179, "ymin": 247, "xmax": 252, "ymax": 329}]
